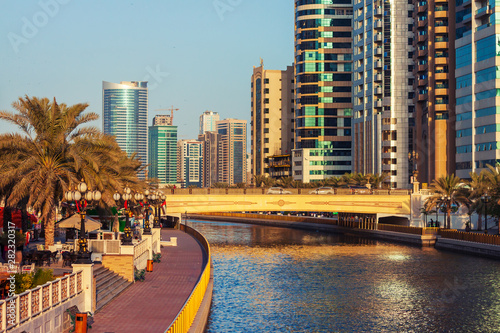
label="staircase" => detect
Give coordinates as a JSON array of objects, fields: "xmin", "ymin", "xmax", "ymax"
[{"xmin": 94, "ymin": 265, "xmax": 132, "ymax": 312}]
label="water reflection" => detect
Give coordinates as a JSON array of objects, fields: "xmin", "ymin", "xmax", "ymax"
[{"xmin": 190, "ymin": 220, "xmax": 500, "ymax": 333}]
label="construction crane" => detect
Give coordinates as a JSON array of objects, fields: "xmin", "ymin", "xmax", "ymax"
[{"xmin": 155, "ymin": 105, "xmax": 179, "ymax": 124}]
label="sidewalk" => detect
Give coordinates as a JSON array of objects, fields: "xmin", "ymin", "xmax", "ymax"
[{"xmin": 89, "ymin": 229, "xmax": 207, "ymax": 333}]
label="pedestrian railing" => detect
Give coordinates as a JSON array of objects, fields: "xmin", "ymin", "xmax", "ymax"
[
  {"xmin": 377, "ymin": 224, "xmax": 425, "ymax": 235},
  {"xmin": 166, "ymin": 225, "xmax": 211, "ymax": 333},
  {"xmin": 439, "ymin": 229, "xmax": 500, "ymax": 246},
  {"xmin": 88, "ymin": 240, "xmax": 121, "ymax": 254},
  {"xmin": 133, "ymin": 239, "xmax": 149, "ymax": 271},
  {"xmin": 0, "ymin": 270, "xmax": 83, "ymax": 332}
]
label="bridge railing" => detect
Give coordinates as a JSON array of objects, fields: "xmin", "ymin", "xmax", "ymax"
[
  {"xmin": 166, "ymin": 188, "xmax": 412, "ymax": 195},
  {"xmin": 439, "ymin": 229, "xmax": 500, "ymax": 245}
]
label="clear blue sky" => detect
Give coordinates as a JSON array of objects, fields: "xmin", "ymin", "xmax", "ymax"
[{"xmin": 0, "ymin": 0, "xmax": 294, "ymax": 141}]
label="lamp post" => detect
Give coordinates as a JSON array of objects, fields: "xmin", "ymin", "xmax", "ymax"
[
  {"xmin": 481, "ymin": 194, "xmax": 490, "ymax": 234},
  {"xmin": 113, "ymin": 186, "xmax": 133, "ymax": 245},
  {"xmin": 141, "ymin": 189, "xmax": 152, "ymax": 235},
  {"xmin": 441, "ymin": 195, "xmax": 451, "ymax": 229},
  {"xmin": 64, "ymin": 181, "xmax": 101, "ymax": 264},
  {"xmin": 148, "ymin": 191, "xmax": 164, "ymax": 228}
]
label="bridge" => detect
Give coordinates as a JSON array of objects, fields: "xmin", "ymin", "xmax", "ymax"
[{"xmin": 162, "ymin": 188, "xmax": 411, "ymax": 219}]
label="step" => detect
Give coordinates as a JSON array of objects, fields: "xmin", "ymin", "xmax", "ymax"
[
  {"xmin": 96, "ymin": 276, "xmax": 129, "ymax": 300},
  {"xmin": 95, "ymin": 269, "xmax": 115, "ymax": 286},
  {"xmin": 96, "ymin": 279, "xmax": 132, "ymax": 311}
]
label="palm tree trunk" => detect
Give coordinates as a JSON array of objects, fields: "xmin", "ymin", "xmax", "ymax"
[{"xmin": 44, "ymin": 208, "xmax": 55, "ymax": 247}]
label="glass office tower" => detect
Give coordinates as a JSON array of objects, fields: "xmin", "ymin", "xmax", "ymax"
[
  {"xmin": 103, "ymin": 81, "xmax": 148, "ymax": 178},
  {"xmin": 149, "ymin": 120, "xmax": 178, "ymax": 184},
  {"xmin": 293, "ymin": 0, "xmax": 354, "ymax": 183}
]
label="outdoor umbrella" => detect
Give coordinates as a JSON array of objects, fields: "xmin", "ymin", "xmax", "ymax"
[{"xmin": 56, "ymin": 214, "xmax": 102, "ymax": 232}]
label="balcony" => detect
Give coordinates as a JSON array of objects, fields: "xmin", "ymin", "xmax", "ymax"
[
  {"xmin": 435, "ymin": 88, "xmax": 449, "ymax": 96},
  {"xmin": 375, "ymin": 47, "xmax": 383, "ymax": 55},
  {"xmin": 435, "ymin": 103, "xmax": 448, "ymax": 111},
  {"xmin": 417, "ymin": 2, "xmax": 428, "ymax": 12},
  {"xmin": 417, "ymin": 64, "xmax": 428, "ymax": 72},
  {"xmin": 375, "ymin": 7, "xmax": 383, "ymax": 16},
  {"xmin": 475, "ymin": 6, "xmax": 492, "ymax": 18},
  {"xmin": 417, "ymin": 49, "xmax": 427, "ymax": 57},
  {"xmin": 418, "ymin": 34, "xmax": 428, "ymax": 42},
  {"xmin": 435, "ymin": 57, "xmax": 449, "ymax": 65},
  {"xmin": 418, "ymin": 78, "xmax": 428, "ymax": 86},
  {"xmin": 375, "ymin": 73, "xmax": 383, "ymax": 81},
  {"xmin": 374, "ymin": 34, "xmax": 383, "ymax": 42},
  {"xmin": 375, "ymin": 87, "xmax": 383, "ymax": 95},
  {"xmin": 375, "ymin": 100, "xmax": 383, "ymax": 108},
  {"xmin": 418, "ymin": 93, "xmax": 428, "ymax": 101},
  {"xmin": 435, "ymin": 10, "xmax": 448, "ymax": 18},
  {"xmin": 418, "ymin": 19, "xmax": 428, "ymax": 28},
  {"xmin": 435, "ymin": 72, "xmax": 449, "ymax": 80},
  {"xmin": 435, "ymin": 41, "xmax": 449, "ymax": 49},
  {"xmin": 375, "ymin": 61, "xmax": 383, "ymax": 68},
  {"xmin": 435, "ymin": 26, "xmax": 449, "ymax": 34},
  {"xmin": 374, "ymin": 20, "xmax": 383, "ymax": 29}
]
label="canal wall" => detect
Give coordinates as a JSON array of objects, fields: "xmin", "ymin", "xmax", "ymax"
[
  {"xmin": 435, "ymin": 238, "xmax": 500, "ymax": 260},
  {"xmin": 188, "ymin": 214, "xmax": 437, "ymax": 247}
]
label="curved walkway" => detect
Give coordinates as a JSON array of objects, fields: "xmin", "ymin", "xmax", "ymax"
[{"xmin": 90, "ymin": 229, "xmax": 206, "ymax": 333}]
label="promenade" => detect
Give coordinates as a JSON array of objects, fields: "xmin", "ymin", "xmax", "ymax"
[{"xmin": 90, "ymin": 229, "xmax": 207, "ymax": 333}]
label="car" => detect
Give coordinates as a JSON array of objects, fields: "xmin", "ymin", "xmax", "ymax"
[
  {"xmin": 266, "ymin": 187, "xmax": 292, "ymax": 194},
  {"xmin": 309, "ymin": 187, "xmax": 335, "ymax": 195}
]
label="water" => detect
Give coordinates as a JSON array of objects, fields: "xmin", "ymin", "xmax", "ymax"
[{"xmin": 189, "ymin": 220, "xmax": 500, "ymax": 333}]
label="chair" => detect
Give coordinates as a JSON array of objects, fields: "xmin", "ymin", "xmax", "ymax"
[
  {"xmin": 50, "ymin": 251, "xmax": 58, "ymax": 265},
  {"xmin": 62, "ymin": 252, "xmax": 72, "ymax": 267}
]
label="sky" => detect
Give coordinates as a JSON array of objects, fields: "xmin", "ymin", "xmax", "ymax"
[{"xmin": 0, "ymin": 0, "xmax": 294, "ymax": 141}]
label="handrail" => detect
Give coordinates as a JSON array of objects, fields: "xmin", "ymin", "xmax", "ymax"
[
  {"xmin": 165, "ymin": 225, "xmax": 211, "ymax": 333},
  {"xmin": 439, "ymin": 229, "xmax": 500, "ymax": 245}
]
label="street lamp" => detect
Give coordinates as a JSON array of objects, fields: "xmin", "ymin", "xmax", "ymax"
[
  {"xmin": 147, "ymin": 191, "xmax": 165, "ymax": 228},
  {"xmin": 441, "ymin": 195, "xmax": 451, "ymax": 229},
  {"xmin": 113, "ymin": 186, "xmax": 133, "ymax": 245},
  {"xmin": 141, "ymin": 189, "xmax": 152, "ymax": 235},
  {"xmin": 64, "ymin": 181, "xmax": 101, "ymax": 264},
  {"xmin": 481, "ymin": 194, "xmax": 490, "ymax": 234}
]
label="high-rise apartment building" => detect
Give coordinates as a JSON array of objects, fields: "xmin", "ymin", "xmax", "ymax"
[
  {"xmin": 217, "ymin": 119, "xmax": 247, "ymax": 185},
  {"xmin": 454, "ymin": 0, "xmax": 500, "ymax": 179},
  {"xmin": 251, "ymin": 61, "xmax": 294, "ymax": 179},
  {"xmin": 413, "ymin": 0, "xmax": 456, "ymax": 185},
  {"xmin": 198, "ymin": 131, "xmax": 221, "ymax": 188},
  {"xmin": 103, "ymin": 81, "xmax": 148, "ymax": 177},
  {"xmin": 148, "ymin": 117, "xmax": 178, "ymax": 184},
  {"xmin": 352, "ymin": 0, "xmax": 415, "ymax": 188},
  {"xmin": 153, "ymin": 114, "xmax": 173, "ymax": 126},
  {"xmin": 177, "ymin": 140, "xmax": 203, "ymax": 188},
  {"xmin": 292, "ymin": 0, "xmax": 354, "ymax": 183},
  {"xmin": 199, "ymin": 111, "xmax": 220, "ymax": 135}
]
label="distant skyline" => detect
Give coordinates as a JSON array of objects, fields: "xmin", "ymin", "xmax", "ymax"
[{"xmin": 0, "ymin": 0, "xmax": 294, "ymax": 142}]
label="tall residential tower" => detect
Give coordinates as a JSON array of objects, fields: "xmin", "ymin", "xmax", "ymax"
[{"xmin": 148, "ymin": 116, "xmax": 178, "ymax": 184}]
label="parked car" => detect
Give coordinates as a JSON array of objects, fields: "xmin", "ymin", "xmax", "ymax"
[
  {"xmin": 349, "ymin": 185, "xmax": 371, "ymax": 194},
  {"xmin": 309, "ymin": 187, "xmax": 335, "ymax": 195},
  {"xmin": 266, "ymin": 187, "xmax": 292, "ymax": 194}
]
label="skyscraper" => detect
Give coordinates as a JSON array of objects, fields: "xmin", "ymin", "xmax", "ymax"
[
  {"xmin": 352, "ymin": 0, "xmax": 415, "ymax": 189},
  {"xmin": 198, "ymin": 131, "xmax": 221, "ymax": 188},
  {"xmin": 103, "ymin": 81, "xmax": 148, "ymax": 177},
  {"xmin": 251, "ymin": 61, "xmax": 294, "ymax": 179},
  {"xmin": 413, "ymin": 0, "xmax": 456, "ymax": 185},
  {"xmin": 454, "ymin": 1, "xmax": 500, "ymax": 179},
  {"xmin": 177, "ymin": 140, "xmax": 203, "ymax": 188},
  {"xmin": 217, "ymin": 119, "xmax": 247, "ymax": 185},
  {"xmin": 148, "ymin": 116, "xmax": 178, "ymax": 185},
  {"xmin": 293, "ymin": 1, "xmax": 354, "ymax": 183},
  {"xmin": 199, "ymin": 111, "xmax": 220, "ymax": 135}
]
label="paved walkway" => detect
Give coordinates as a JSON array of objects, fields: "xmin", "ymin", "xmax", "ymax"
[{"xmin": 90, "ymin": 229, "xmax": 206, "ymax": 333}]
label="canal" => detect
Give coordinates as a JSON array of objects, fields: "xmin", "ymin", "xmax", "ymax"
[{"xmin": 189, "ymin": 219, "xmax": 500, "ymax": 333}]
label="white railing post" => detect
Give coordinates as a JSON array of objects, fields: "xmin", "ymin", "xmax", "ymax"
[
  {"xmin": 142, "ymin": 234, "xmax": 153, "ymax": 260},
  {"xmin": 72, "ymin": 263, "xmax": 94, "ymax": 313}
]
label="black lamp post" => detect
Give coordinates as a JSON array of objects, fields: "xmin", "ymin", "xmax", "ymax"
[
  {"xmin": 64, "ymin": 181, "xmax": 101, "ymax": 264},
  {"xmin": 114, "ymin": 186, "xmax": 133, "ymax": 245},
  {"xmin": 141, "ymin": 189, "xmax": 151, "ymax": 235},
  {"xmin": 441, "ymin": 195, "xmax": 451, "ymax": 229},
  {"xmin": 148, "ymin": 191, "xmax": 164, "ymax": 228},
  {"xmin": 481, "ymin": 194, "xmax": 490, "ymax": 234}
]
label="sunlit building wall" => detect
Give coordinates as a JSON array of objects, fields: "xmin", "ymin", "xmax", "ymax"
[
  {"xmin": 293, "ymin": 0, "xmax": 354, "ymax": 183},
  {"xmin": 352, "ymin": 0, "xmax": 415, "ymax": 188},
  {"xmin": 199, "ymin": 110, "xmax": 220, "ymax": 135},
  {"xmin": 148, "ymin": 121, "xmax": 177, "ymax": 184},
  {"xmin": 103, "ymin": 81, "xmax": 148, "ymax": 178},
  {"xmin": 177, "ymin": 140, "xmax": 203, "ymax": 188},
  {"xmin": 217, "ymin": 119, "xmax": 247, "ymax": 185},
  {"xmin": 198, "ymin": 131, "xmax": 221, "ymax": 187},
  {"xmin": 251, "ymin": 61, "xmax": 294, "ymax": 179}
]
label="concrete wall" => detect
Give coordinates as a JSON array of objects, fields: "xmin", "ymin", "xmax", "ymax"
[{"xmin": 102, "ymin": 254, "xmax": 134, "ymax": 282}]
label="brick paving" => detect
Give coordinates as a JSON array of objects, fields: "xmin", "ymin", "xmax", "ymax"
[{"xmin": 89, "ymin": 229, "xmax": 206, "ymax": 333}]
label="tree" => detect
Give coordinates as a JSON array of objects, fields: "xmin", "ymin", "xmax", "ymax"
[
  {"xmin": 0, "ymin": 96, "xmax": 145, "ymax": 246},
  {"xmin": 468, "ymin": 170, "xmax": 489, "ymax": 230},
  {"xmin": 424, "ymin": 175, "xmax": 469, "ymax": 229}
]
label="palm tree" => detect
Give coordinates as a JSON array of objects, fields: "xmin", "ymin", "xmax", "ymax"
[
  {"xmin": 468, "ymin": 170, "xmax": 489, "ymax": 230},
  {"xmin": 367, "ymin": 173, "xmax": 389, "ymax": 189},
  {"xmin": 0, "ymin": 96, "xmax": 144, "ymax": 247},
  {"xmin": 424, "ymin": 174, "xmax": 469, "ymax": 229}
]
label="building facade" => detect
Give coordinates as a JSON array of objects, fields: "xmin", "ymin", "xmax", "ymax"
[
  {"xmin": 199, "ymin": 111, "xmax": 220, "ymax": 135},
  {"xmin": 153, "ymin": 114, "xmax": 173, "ymax": 126},
  {"xmin": 352, "ymin": 0, "xmax": 415, "ymax": 188},
  {"xmin": 413, "ymin": 0, "xmax": 456, "ymax": 186},
  {"xmin": 251, "ymin": 61, "xmax": 294, "ymax": 180},
  {"xmin": 177, "ymin": 140, "xmax": 203, "ymax": 188},
  {"xmin": 198, "ymin": 131, "xmax": 221, "ymax": 188},
  {"xmin": 454, "ymin": 0, "xmax": 500, "ymax": 179},
  {"xmin": 217, "ymin": 119, "xmax": 247, "ymax": 186},
  {"xmin": 103, "ymin": 81, "xmax": 148, "ymax": 177},
  {"xmin": 293, "ymin": 0, "xmax": 354, "ymax": 183},
  {"xmin": 148, "ymin": 118, "xmax": 178, "ymax": 184}
]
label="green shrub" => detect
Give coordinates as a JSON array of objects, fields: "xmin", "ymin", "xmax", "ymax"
[
  {"xmin": 153, "ymin": 253, "xmax": 162, "ymax": 263},
  {"xmin": 14, "ymin": 268, "xmax": 54, "ymax": 294},
  {"xmin": 134, "ymin": 269, "xmax": 145, "ymax": 282}
]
